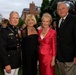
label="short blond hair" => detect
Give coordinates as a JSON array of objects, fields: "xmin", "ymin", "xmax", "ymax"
[
  {"xmin": 25, "ymin": 14, "xmax": 37, "ymax": 25},
  {"xmin": 41, "ymin": 13, "xmax": 52, "ymax": 24}
]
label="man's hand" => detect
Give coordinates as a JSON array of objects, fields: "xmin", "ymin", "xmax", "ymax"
[{"xmin": 5, "ymin": 65, "xmax": 11, "ymax": 73}]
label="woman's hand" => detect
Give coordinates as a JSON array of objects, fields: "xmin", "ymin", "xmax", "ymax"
[
  {"xmin": 74, "ymin": 57, "xmax": 76, "ymax": 64},
  {"xmin": 51, "ymin": 56, "xmax": 55, "ymax": 67},
  {"xmin": 51, "ymin": 60, "xmax": 55, "ymax": 67}
]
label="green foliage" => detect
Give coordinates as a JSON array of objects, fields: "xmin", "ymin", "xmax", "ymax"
[
  {"xmin": 0, "ymin": 68, "xmax": 4, "ymax": 75},
  {"xmin": 17, "ymin": 18, "xmax": 25, "ymax": 27},
  {"xmin": 39, "ymin": 0, "xmax": 58, "ymax": 21},
  {"xmin": 40, "ymin": 0, "xmax": 59, "ymax": 22},
  {"xmin": 40, "ymin": 0, "xmax": 49, "ymax": 17},
  {"xmin": 40, "ymin": 0, "xmax": 76, "ymax": 22},
  {"xmin": 35, "ymin": 15, "xmax": 41, "ymax": 26}
]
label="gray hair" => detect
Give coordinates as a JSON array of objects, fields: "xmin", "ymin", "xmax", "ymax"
[
  {"xmin": 9, "ymin": 11, "xmax": 19, "ymax": 18},
  {"xmin": 57, "ymin": 2, "xmax": 70, "ymax": 9}
]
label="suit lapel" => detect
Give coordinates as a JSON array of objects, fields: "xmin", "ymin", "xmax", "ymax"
[{"xmin": 57, "ymin": 14, "xmax": 71, "ymax": 31}]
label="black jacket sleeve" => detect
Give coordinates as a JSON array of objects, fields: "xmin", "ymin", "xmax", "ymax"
[
  {"xmin": 0, "ymin": 28, "xmax": 10, "ymax": 67},
  {"xmin": 73, "ymin": 16, "xmax": 76, "ymax": 57}
]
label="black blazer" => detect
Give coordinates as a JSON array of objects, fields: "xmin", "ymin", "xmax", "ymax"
[{"xmin": 56, "ymin": 14, "xmax": 76, "ymax": 62}]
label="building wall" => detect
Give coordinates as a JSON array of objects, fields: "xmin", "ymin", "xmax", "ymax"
[{"xmin": 21, "ymin": 2, "xmax": 40, "ymax": 20}]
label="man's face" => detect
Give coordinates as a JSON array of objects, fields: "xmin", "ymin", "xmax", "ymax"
[
  {"xmin": 57, "ymin": 3, "xmax": 69, "ymax": 18},
  {"xmin": 9, "ymin": 13, "xmax": 19, "ymax": 26}
]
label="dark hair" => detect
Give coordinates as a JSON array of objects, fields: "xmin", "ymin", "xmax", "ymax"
[{"xmin": 1, "ymin": 19, "xmax": 9, "ymax": 24}]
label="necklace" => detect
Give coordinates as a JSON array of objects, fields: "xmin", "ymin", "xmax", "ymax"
[
  {"xmin": 30, "ymin": 28, "xmax": 34, "ymax": 31},
  {"xmin": 42, "ymin": 28, "xmax": 49, "ymax": 35},
  {"xmin": 28, "ymin": 27, "xmax": 34, "ymax": 32},
  {"xmin": 42, "ymin": 31, "xmax": 46, "ymax": 34}
]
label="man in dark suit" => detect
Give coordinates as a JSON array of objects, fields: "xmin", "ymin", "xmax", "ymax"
[
  {"xmin": 56, "ymin": 2, "xmax": 76, "ymax": 75},
  {"xmin": 0, "ymin": 11, "xmax": 21, "ymax": 75}
]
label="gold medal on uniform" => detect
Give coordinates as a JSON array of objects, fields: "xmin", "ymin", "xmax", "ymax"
[{"xmin": 16, "ymin": 34, "xmax": 18, "ymax": 38}]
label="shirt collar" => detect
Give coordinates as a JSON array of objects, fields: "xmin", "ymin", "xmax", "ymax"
[{"xmin": 61, "ymin": 13, "xmax": 69, "ymax": 20}]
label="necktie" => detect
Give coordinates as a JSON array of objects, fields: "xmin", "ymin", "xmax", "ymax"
[{"xmin": 60, "ymin": 19, "xmax": 64, "ymax": 27}]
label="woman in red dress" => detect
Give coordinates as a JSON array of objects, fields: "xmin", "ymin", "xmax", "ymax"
[{"xmin": 38, "ymin": 13, "xmax": 57, "ymax": 75}]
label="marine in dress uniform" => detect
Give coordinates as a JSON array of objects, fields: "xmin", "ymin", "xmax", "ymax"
[{"xmin": 0, "ymin": 24, "xmax": 21, "ymax": 75}]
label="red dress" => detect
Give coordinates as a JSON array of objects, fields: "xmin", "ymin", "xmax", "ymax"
[{"xmin": 38, "ymin": 28, "xmax": 56, "ymax": 75}]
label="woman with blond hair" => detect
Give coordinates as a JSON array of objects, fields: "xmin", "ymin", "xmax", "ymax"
[
  {"xmin": 38, "ymin": 13, "xmax": 57, "ymax": 75},
  {"xmin": 21, "ymin": 14, "xmax": 38, "ymax": 75}
]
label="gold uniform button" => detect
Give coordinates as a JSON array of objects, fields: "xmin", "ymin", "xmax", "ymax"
[
  {"xmin": 11, "ymin": 37, "xmax": 13, "ymax": 39},
  {"xmin": 8, "ymin": 55, "xmax": 10, "ymax": 57},
  {"xmin": 17, "ymin": 43, "xmax": 19, "ymax": 45},
  {"xmin": 17, "ymin": 46, "xmax": 19, "ymax": 48}
]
